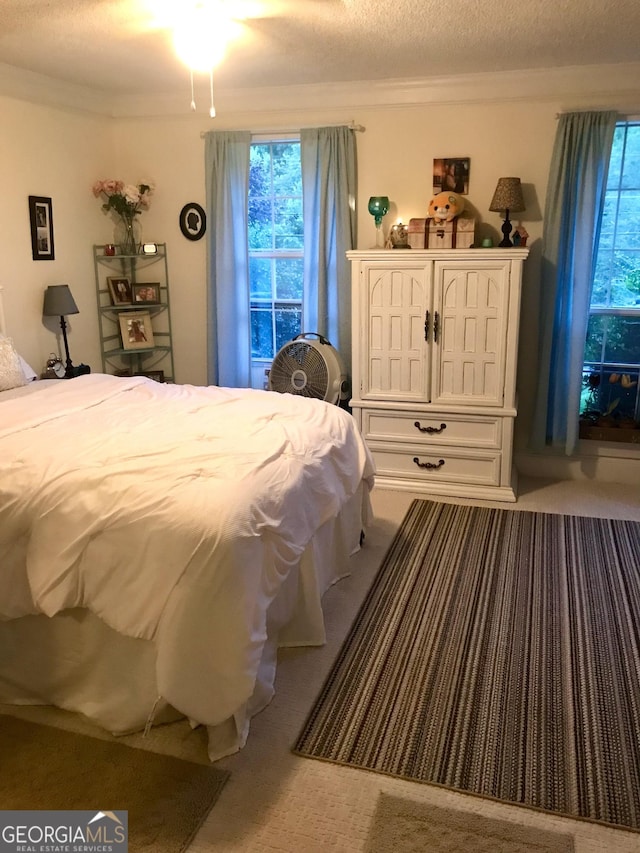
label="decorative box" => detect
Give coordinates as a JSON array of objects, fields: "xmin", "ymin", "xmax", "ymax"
[{"xmin": 408, "ymin": 216, "xmax": 475, "ymax": 249}]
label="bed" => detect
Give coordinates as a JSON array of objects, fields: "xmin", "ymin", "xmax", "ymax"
[{"xmin": 0, "ymin": 292, "xmax": 375, "ymax": 761}]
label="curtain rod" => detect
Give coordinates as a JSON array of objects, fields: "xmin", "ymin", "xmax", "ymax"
[{"xmin": 200, "ymin": 121, "xmax": 365, "ymax": 139}]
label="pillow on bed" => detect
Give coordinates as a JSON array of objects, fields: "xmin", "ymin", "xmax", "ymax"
[
  {"xmin": 17, "ymin": 354, "xmax": 37, "ymax": 381},
  {"xmin": 0, "ymin": 334, "xmax": 37, "ymax": 383},
  {"xmin": 0, "ymin": 336, "xmax": 29, "ymax": 391}
]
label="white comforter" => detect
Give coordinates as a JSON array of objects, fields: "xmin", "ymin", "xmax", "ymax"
[{"xmin": 0, "ymin": 374, "xmax": 374, "ymax": 726}]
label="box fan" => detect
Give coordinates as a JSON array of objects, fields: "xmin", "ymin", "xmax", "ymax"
[{"xmin": 267, "ymin": 333, "xmax": 349, "ymax": 405}]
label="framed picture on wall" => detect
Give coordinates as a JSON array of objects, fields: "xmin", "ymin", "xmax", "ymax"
[
  {"xmin": 179, "ymin": 202, "xmax": 206, "ymax": 241},
  {"xmin": 28, "ymin": 196, "xmax": 55, "ymax": 260},
  {"xmin": 432, "ymin": 158, "xmax": 470, "ymax": 195}
]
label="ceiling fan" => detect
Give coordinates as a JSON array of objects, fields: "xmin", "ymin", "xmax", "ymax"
[{"xmin": 131, "ymin": 0, "xmax": 344, "ymax": 114}]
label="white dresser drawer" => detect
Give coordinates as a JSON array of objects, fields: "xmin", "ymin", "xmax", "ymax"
[
  {"xmin": 362, "ymin": 410, "xmax": 502, "ymax": 449},
  {"xmin": 370, "ymin": 445, "xmax": 501, "ymax": 487}
]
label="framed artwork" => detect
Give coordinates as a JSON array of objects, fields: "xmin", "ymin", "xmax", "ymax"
[
  {"xmin": 432, "ymin": 158, "xmax": 470, "ymax": 195},
  {"xmin": 179, "ymin": 202, "xmax": 206, "ymax": 241},
  {"xmin": 119, "ymin": 311, "xmax": 154, "ymax": 350},
  {"xmin": 107, "ymin": 276, "xmax": 133, "ymax": 305},
  {"xmin": 28, "ymin": 195, "xmax": 55, "ymax": 260},
  {"xmin": 135, "ymin": 370, "xmax": 164, "ymax": 383},
  {"xmin": 132, "ymin": 282, "xmax": 161, "ymax": 304}
]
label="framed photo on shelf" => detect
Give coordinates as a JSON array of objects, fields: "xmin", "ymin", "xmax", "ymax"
[
  {"xmin": 107, "ymin": 276, "xmax": 133, "ymax": 305},
  {"xmin": 28, "ymin": 196, "xmax": 55, "ymax": 260},
  {"xmin": 135, "ymin": 370, "xmax": 164, "ymax": 383},
  {"xmin": 119, "ymin": 311, "xmax": 155, "ymax": 350},
  {"xmin": 132, "ymin": 282, "xmax": 161, "ymax": 304}
]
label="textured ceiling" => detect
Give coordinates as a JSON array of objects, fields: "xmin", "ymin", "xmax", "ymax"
[{"xmin": 0, "ymin": 0, "xmax": 639, "ymax": 97}]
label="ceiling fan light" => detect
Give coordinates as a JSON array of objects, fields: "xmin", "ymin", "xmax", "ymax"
[{"xmin": 172, "ymin": 1, "xmax": 241, "ymax": 71}]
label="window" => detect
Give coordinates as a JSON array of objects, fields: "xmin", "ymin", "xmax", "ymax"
[
  {"xmin": 248, "ymin": 140, "xmax": 303, "ymax": 386},
  {"xmin": 581, "ymin": 121, "xmax": 640, "ymax": 433}
]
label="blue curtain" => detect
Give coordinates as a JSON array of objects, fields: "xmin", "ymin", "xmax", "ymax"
[
  {"xmin": 301, "ymin": 126, "xmax": 358, "ymax": 375},
  {"xmin": 531, "ymin": 111, "xmax": 616, "ymax": 455},
  {"xmin": 204, "ymin": 130, "xmax": 251, "ymax": 387}
]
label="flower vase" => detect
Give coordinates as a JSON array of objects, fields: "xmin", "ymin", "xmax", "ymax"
[{"xmin": 114, "ymin": 216, "xmax": 141, "ymax": 255}]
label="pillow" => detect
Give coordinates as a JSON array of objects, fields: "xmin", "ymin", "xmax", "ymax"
[
  {"xmin": 0, "ymin": 337, "xmax": 29, "ymax": 391},
  {"xmin": 0, "ymin": 333, "xmax": 37, "ymax": 382},
  {"xmin": 18, "ymin": 354, "xmax": 37, "ymax": 382}
]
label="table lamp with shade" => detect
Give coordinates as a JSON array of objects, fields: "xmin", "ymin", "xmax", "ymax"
[
  {"xmin": 489, "ymin": 177, "xmax": 525, "ymax": 247},
  {"xmin": 42, "ymin": 284, "xmax": 79, "ymax": 378}
]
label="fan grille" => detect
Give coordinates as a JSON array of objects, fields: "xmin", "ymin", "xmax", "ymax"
[{"xmin": 269, "ymin": 341, "xmax": 329, "ymax": 398}]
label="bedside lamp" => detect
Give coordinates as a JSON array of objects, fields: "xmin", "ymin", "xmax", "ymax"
[
  {"xmin": 43, "ymin": 284, "xmax": 79, "ymax": 378},
  {"xmin": 489, "ymin": 177, "xmax": 525, "ymax": 247}
]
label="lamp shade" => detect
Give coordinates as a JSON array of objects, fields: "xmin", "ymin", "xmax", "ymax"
[
  {"xmin": 43, "ymin": 284, "xmax": 79, "ymax": 317},
  {"xmin": 489, "ymin": 177, "xmax": 525, "ymax": 213}
]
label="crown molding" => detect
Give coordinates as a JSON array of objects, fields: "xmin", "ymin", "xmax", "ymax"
[
  {"xmin": 0, "ymin": 62, "xmax": 113, "ymax": 116},
  {"xmin": 1, "ymin": 60, "xmax": 640, "ymax": 119}
]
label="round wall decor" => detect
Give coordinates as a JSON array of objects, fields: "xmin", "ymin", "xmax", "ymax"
[{"xmin": 179, "ymin": 202, "xmax": 206, "ymax": 241}]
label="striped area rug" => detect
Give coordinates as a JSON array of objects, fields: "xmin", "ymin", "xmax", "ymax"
[{"xmin": 294, "ymin": 500, "xmax": 640, "ymax": 831}]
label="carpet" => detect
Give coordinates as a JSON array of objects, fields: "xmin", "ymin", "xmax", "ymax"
[
  {"xmin": 294, "ymin": 499, "xmax": 640, "ymax": 831},
  {"xmin": 0, "ymin": 714, "xmax": 229, "ymax": 853},
  {"xmin": 364, "ymin": 793, "xmax": 575, "ymax": 853}
]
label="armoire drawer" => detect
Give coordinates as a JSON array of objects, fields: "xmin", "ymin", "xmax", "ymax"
[
  {"xmin": 362, "ymin": 410, "xmax": 502, "ymax": 449},
  {"xmin": 370, "ymin": 445, "xmax": 501, "ymax": 487}
]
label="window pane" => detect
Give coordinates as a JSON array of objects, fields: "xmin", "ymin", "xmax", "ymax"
[
  {"xmin": 615, "ymin": 192, "xmax": 640, "ymax": 250},
  {"xmin": 251, "ymin": 308, "xmax": 273, "ymax": 359},
  {"xmin": 606, "ymin": 125, "xmax": 625, "ymax": 188},
  {"xmin": 602, "ymin": 315, "xmax": 640, "ymax": 364},
  {"xmin": 271, "ymin": 142, "xmax": 302, "ymax": 196},
  {"xmin": 610, "ymin": 252, "xmax": 640, "ymax": 306},
  {"xmin": 274, "ymin": 198, "xmax": 303, "ymax": 249},
  {"xmin": 249, "ymin": 257, "xmax": 272, "ymax": 299},
  {"xmin": 584, "ymin": 314, "xmax": 605, "ymax": 363},
  {"xmin": 249, "ymin": 145, "xmax": 271, "ymax": 198},
  {"xmin": 587, "ymin": 313, "xmax": 640, "ymax": 365},
  {"xmin": 275, "ymin": 307, "xmax": 302, "ymax": 352},
  {"xmin": 248, "ymin": 198, "xmax": 272, "ymax": 250},
  {"xmin": 621, "ymin": 124, "xmax": 640, "ymax": 190},
  {"xmin": 582, "ymin": 366, "xmax": 639, "ymax": 421},
  {"xmin": 275, "ymin": 258, "xmax": 303, "ymax": 300}
]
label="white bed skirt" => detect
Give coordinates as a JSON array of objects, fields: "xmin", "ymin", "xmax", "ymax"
[{"xmin": 0, "ymin": 485, "xmax": 371, "ymax": 761}]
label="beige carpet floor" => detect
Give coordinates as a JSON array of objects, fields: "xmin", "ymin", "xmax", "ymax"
[
  {"xmin": 364, "ymin": 794, "xmax": 575, "ymax": 853},
  {"xmin": 0, "ymin": 714, "xmax": 229, "ymax": 853},
  {"xmin": 5, "ymin": 477, "xmax": 640, "ymax": 852}
]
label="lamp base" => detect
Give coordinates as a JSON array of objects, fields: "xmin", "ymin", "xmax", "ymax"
[{"xmin": 498, "ymin": 216, "xmax": 513, "ymax": 248}]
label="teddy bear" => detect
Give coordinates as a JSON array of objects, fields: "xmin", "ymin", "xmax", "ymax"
[{"xmin": 428, "ymin": 191, "xmax": 465, "ymax": 225}]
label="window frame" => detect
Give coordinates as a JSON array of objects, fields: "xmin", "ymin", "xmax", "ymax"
[
  {"xmin": 248, "ymin": 135, "xmax": 304, "ymax": 381},
  {"xmin": 582, "ymin": 120, "xmax": 640, "ymax": 430}
]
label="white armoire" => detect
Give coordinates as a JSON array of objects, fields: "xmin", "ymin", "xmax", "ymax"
[{"xmin": 348, "ymin": 248, "xmax": 529, "ymax": 502}]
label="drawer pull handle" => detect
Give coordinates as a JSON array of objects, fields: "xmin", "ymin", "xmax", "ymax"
[
  {"xmin": 433, "ymin": 311, "xmax": 440, "ymax": 343},
  {"xmin": 413, "ymin": 457, "xmax": 445, "ymax": 470},
  {"xmin": 414, "ymin": 421, "xmax": 447, "ymax": 435},
  {"xmin": 424, "ymin": 310, "xmax": 430, "ymax": 341}
]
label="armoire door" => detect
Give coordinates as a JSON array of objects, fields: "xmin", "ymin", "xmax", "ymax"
[
  {"xmin": 430, "ymin": 260, "xmax": 511, "ymax": 407},
  {"xmin": 358, "ymin": 262, "xmax": 433, "ymax": 402}
]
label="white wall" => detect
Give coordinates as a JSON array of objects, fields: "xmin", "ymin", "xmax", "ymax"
[
  {"xmin": 112, "ymin": 99, "xmax": 554, "ymax": 451},
  {"xmin": 1, "ymin": 96, "xmax": 115, "ymax": 372},
  {"xmin": 3, "ymin": 67, "xmax": 639, "ymax": 482}
]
